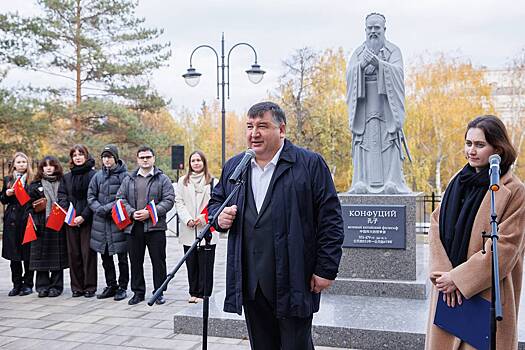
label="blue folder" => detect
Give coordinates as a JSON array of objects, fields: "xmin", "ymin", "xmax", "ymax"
[{"xmin": 434, "ymin": 291, "xmax": 490, "ymax": 350}]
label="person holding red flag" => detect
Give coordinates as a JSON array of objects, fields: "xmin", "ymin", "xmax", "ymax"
[
  {"xmin": 27, "ymin": 156, "xmax": 68, "ymax": 298},
  {"xmin": 175, "ymin": 150, "xmax": 218, "ymax": 303},
  {"xmin": 58, "ymin": 144, "xmax": 97, "ymax": 298},
  {"xmin": 1, "ymin": 152, "xmax": 35, "ymax": 296}
]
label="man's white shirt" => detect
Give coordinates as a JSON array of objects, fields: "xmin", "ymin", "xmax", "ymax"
[{"xmin": 250, "ymin": 142, "xmax": 284, "ymax": 213}]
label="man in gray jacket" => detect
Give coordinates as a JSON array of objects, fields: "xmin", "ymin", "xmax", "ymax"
[
  {"xmin": 87, "ymin": 144, "xmax": 129, "ymax": 301},
  {"xmin": 117, "ymin": 145, "xmax": 175, "ymax": 305}
]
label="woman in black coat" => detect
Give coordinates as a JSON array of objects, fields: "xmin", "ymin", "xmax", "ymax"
[
  {"xmin": 58, "ymin": 144, "xmax": 97, "ymax": 298},
  {"xmin": 1, "ymin": 152, "xmax": 34, "ymax": 296},
  {"xmin": 28, "ymin": 156, "xmax": 68, "ymax": 297}
]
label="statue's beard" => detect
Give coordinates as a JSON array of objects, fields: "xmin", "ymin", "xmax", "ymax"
[{"xmin": 366, "ymin": 36, "xmax": 385, "ymax": 54}]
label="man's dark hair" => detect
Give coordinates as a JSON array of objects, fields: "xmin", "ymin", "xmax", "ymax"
[
  {"xmin": 247, "ymin": 101, "xmax": 286, "ymax": 125},
  {"xmin": 136, "ymin": 145, "xmax": 155, "ymax": 157}
]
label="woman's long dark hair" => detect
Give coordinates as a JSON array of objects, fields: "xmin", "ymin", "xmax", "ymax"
[
  {"xmin": 34, "ymin": 156, "xmax": 64, "ymax": 181},
  {"xmin": 183, "ymin": 150, "xmax": 211, "ymax": 186},
  {"xmin": 466, "ymin": 115, "xmax": 517, "ymax": 171}
]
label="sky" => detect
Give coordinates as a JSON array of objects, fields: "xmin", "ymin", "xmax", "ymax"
[{"xmin": 0, "ymin": 0, "xmax": 524, "ymax": 115}]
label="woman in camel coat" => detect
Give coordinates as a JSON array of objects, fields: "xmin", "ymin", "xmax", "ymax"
[{"xmin": 425, "ymin": 115, "xmax": 525, "ymax": 350}]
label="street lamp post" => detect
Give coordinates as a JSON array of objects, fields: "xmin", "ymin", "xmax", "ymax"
[{"xmin": 183, "ymin": 33, "xmax": 265, "ymax": 168}]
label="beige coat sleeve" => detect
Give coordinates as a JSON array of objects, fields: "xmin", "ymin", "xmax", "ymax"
[
  {"xmin": 450, "ymin": 182, "xmax": 525, "ymax": 299},
  {"xmin": 428, "ymin": 204, "xmax": 453, "ymax": 281},
  {"xmin": 175, "ymin": 177, "xmax": 193, "ymax": 226}
]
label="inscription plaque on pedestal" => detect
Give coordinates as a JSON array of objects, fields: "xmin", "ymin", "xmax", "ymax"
[{"xmin": 342, "ymin": 204, "xmax": 406, "ymax": 249}]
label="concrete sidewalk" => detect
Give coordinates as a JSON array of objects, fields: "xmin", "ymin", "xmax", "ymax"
[{"xmin": 0, "ymin": 237, "xmax": 348, "ymax": 349}]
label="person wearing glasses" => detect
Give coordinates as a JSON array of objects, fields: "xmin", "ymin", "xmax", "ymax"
[{"xmin": 116, "ymin": 145, "xmax": 175, "ymax": 305}]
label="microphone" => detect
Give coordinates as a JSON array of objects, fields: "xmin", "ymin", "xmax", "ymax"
[
  {"xmin": 489, "ymin": 154, "xmax": 501, "ymax": 192},
  {"xmin": 228, "ymin": 149, "xmax": 255, "ymax": 184}
]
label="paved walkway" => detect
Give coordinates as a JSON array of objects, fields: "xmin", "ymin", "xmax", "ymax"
[{"xmin": 0, "ymin": 237, "xmax": 348, "ymax": 349}]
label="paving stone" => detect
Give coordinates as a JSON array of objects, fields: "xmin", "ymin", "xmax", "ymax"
[
  {"xmin": 46, "ymin": 321, "xmax": 116, "ymax": 333},
  {"xmin": 0, "ymin": 309, "xmax": 50, "ymax": 319},
  {"xmin": 152, "ymin": 320, "xmax": 173, "ymax": 329},
  {"xmin": 97, "ymin": 317, "xmax": 161, "ymax": 328},
  {"xmin": 205, "ymin": 344, "xmax": 249, "ymax": 350},
  {"xmin": 107, "ymin": 326, "xmax": 173, "ymax": 338},
  {"xmin": 2, "ymin": 327, "xmax": 69, "ymax": 340},
  {"xmin": 0, "ymin": 338, "xmax": 80, "ymax": 350},
  {"xmin": 67, "ymin": 344, "xmax": 139, "ymax": 350},
  {"xmin": 41, "ymin": 313, "xmax": 106, "ymax": 323},
  {"xmin": 0, "ymin": 318, "xmax": 59, "ymax": 329},
  {"xmin": 0, "ymin": 301, "xmax": 45, "ymax": 311},
  {"xmin": 122, "ymin": 336, "xmax": 197, "ymax": 349},
  {"xmin": 172, "ymin": 333, "xmax": 203, "ymax": 342},
  {"xmin": 59, "ymin": 331, "xmax": 131, "ymax": 345},
  {"xmin": 32, "ymin": 305, "xmax": 93, "ymax": 314},
  {"xmin": 84, "ymin": 309, "xmax": 148, "ymax": 318}
]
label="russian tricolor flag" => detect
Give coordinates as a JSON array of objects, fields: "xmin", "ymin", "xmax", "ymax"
[
  {"xmin": 112, "ymin": 199, "xmax": 131, "ymax": 230},
  {"xmin": 146, "ymin": 200, "xmax": 158, "ymax": 226},
  {"xmin": 65, "ymin": 203, "xmax": 76, "ymax": 226}
]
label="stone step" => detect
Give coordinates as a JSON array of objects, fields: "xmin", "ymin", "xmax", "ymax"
[
  {"xmin": 173, "ymin": 291, "xmax": 525, "ymax": 350},
  {"xmin": 327, "ymin": 276, "xmax": 429, "ymax": 299}
]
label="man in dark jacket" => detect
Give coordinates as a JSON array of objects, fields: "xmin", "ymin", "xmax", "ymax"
[
  {"xmin": 87, "ymin": 144, "xmax": 129, "ymax": 301},
  {"xmin": 208, "ymin": 101, "xmax": 344, "ymax": 350},
  {"xmin": 117, "ymin": 145, "xmax": 175, "ymax": 305}
]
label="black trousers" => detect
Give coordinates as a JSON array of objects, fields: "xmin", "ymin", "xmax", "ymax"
[
  {"xmin": 127, "ymin": 223, "xmax": 166, "ymax": 297},
  {"xmin": 66, "ymin": 225, "xmax": 97, "ymax": 293},
  {"xmin": 35, "ymin": 270, "xmax": 64, "ymax": 292},
  {"xmin": 243, "ymin": 286, "xmax": 314, "ymax": 350},
  {"xmin": 101, "ymin": 248, "xmax": 129, "ymax": 290},
  {"xmin": 10, "ymin": 260, "xmax": 34, "ymax": 289},
  {"xmin": 183, "ymin": 244, "xmax": 216, "ymax": 298}
]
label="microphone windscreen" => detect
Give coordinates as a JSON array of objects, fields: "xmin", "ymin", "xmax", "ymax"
[{"xmin": 489, "ymin": 154, "xmax": 501, "ymax": 164}]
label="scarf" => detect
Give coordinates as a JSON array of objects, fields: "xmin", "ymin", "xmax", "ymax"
[
  {"xmin": 439, "ymin": 164, "xmax": 507, "ymax": 267},
  {"xmin": 71, "ymin": 157, "xmax": 95, "ymax": 199},
  {"xmin": 42, "ymin": 176, "xmax": 60, "ymax": 218},
  {"xmin": 11, "ymin": 172, "xmax": 27, "ymax": 187},
  {"xmin": 189, "ymin": 172, "xmax": 206, "ymax": 193}
]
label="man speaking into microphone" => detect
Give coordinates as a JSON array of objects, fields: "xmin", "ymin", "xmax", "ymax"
[{"xmin": 208, "ymin": 101, "xmax": 344, "ymax": 350}]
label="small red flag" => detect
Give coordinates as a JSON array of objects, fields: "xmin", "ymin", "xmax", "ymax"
[
  {"xmin": 13, "ymin": 177, "xmax": 30, "ymax": 206},
  {"xmin": 46, "ymin": 202, "xmax": 66, "ymax": 231},
  {"xmin": 23, "ymin": 214, "xmax": 37, "ymax": 244},
  {"xmin": 201, "ymin": 206, "xmax": 215, "ymax": 233}
]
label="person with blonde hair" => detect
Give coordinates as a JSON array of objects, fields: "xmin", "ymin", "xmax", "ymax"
[{"xmin": 1, "ymin": 152, "xmax": 34, "ymax": 296}]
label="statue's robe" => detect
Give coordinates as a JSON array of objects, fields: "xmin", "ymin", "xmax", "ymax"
[{"xmin": 346, "ymin": 40, "xmax": 410, "ymax": 194}]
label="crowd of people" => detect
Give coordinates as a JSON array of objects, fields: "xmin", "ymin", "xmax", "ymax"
[
  {"xmin": 1, "ymin": 100, "xmax": 524, "ymax": 349},
  {"xmin": 1, "ymin": 143, "xmax": 217, "ymax": 306}
]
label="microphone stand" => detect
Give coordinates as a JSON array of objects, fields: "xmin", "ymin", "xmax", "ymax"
[
  {"xmin": 481, "ymin": 187, "xmax": 503, "ymax": 350},
  {"xmin": 148, "ymin": 170, "xmax": 247, "ymax": 350}
]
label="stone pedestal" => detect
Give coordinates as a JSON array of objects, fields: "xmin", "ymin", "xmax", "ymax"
[{"xmin": 331, "ymin": 193, "xmax": 428, "ymax": 299}]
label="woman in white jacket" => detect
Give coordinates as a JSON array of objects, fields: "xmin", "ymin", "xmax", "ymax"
[{"xmin": 175, "ymin": 150, "xmax": 218, "ymax": 303}]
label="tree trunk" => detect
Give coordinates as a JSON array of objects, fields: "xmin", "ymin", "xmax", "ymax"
[
  {"xmin": 73, "ymin": 0, "xmax": 82, "ymax": 132},
  {"xmin": 435, "ymin": 152, "xmax": 442, "ymax": 196}
]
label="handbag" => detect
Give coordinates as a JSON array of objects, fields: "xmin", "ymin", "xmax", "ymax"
[{"xmin": 32, "ymin": 197, "xmax": 47, "ymax": 213}]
